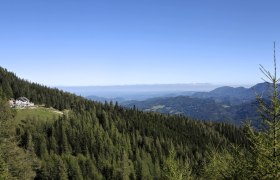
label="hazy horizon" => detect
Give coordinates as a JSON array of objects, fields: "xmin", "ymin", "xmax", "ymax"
[
  {"xmin": 56, "ymin": 83, "xmax": 257, "ymax": 98},
  {"xmin": 56, "ymin": 82, "xmax": 254, "ymax": 87}
]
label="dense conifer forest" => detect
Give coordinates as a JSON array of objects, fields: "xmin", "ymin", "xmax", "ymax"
[{"xmin": 0, "ymin": 64, "xmax": 279, "ymax": 179}]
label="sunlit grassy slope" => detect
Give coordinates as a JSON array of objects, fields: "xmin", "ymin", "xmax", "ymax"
[{"xmin": 15, "ymin": 107, "xmax": 63, "ymax": 122}]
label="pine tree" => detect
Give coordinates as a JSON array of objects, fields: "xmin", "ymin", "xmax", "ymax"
[
  {"xmin": 202, "ymin": 146, "xmax": 248, "ymax": 179},
  {"xmin": 162, "ymin": 147, "xmax": 192, "ymax": 180},
  {"xmin": 117, "ymin": 151, "xmax": 133, "ymax": 180},
  {"xmin": 2, "ymin": 80, "xmax": 13, "ymax": 98},
  {"xmin": 203, "ymin": 43, "xmax": 280, "ymax": 179},
  {"xmin": 245, "ymin": 42, "xmax": 280, "ymax": 179}
]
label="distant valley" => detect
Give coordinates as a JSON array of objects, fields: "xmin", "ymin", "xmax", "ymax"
[
  {"xmin": 122, "ymin": 82, "xmax": 272, "ymax": 125},
  {"xmin": 68, "ymin": 82, "xmax": 271, "ymax": 125}
]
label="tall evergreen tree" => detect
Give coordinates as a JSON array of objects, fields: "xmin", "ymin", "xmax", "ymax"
[
  {"xmin": 162, "ymin": 147, "xmax": 192, "ymax": 180},
  {"xmin": 204, "ymin": 43, "xmax": 280, "ymax": 179},
  {"xmin": 245, "ymin": 42, "xmax": 280, "ymax": 179}
]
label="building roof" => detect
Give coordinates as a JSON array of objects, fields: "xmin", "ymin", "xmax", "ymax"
[{"xmin": 17, "ymin": 97, "xmax": 30, "ymax": 102}]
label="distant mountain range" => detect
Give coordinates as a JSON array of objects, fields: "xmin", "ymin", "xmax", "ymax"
[
  {"xmin": 60, "ymin": 82, "xmax": 271, "ymax": 125},
  {"xmin": 192, "ymin": 82, "xmax": 273, "ymax": 105},
  {"xmin": 121, "ymin": 82, "xmax": 273, "ymax": 125}
]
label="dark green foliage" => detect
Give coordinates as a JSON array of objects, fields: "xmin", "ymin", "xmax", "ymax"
[
  {"xmin": 162, "ymin": 147, "xmax": 192, "ymax": 180},
  {"xmin": 0, "ymin": 67, "xmax": 247, "ymax": 179}
]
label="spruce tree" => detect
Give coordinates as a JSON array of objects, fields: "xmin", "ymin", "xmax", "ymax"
[
  {"xmin": 203, "ymin": 43, "xmax": 280, "ymax": 179},
  {"xmin": 162, "ymin": 147, "xmax": 192, "ymax": 180},
  {"xmin": 245, "ymin": 42, "xmax": 280, "ymax": 179}
]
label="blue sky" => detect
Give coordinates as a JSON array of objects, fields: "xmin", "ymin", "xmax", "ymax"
[{"xmin": 0, "ymin": 0, "xmax": 280, "ymax": 86}]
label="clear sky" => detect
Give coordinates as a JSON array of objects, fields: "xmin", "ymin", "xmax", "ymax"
[{"xmin": 1, "ymin": 0, "xmax": 280, "ymax": 86}]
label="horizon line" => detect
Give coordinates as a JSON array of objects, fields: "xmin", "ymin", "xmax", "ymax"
[{"xmin": 54, "ymin": 82, "xmax": 257, "ymax": 88}]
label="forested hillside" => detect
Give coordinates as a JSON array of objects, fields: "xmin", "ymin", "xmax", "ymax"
[
  {"xmin": 123, "ymin": 96, "xmax": 260, "ymax": 125},
  {"xmin": 0, "ymin": 63, "xmax": 280, "ymax": 180},
  {"xmin": 0, "ymin": 66, "xmax": 278, "ymax": 179}
]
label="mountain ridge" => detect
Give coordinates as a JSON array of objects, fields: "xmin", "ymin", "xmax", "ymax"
[
  {"xmin": 122, "ymin": 83, "xmax": 272, "ymax": 125},
  {"xmin": 192, "ymin": 82, "xmax": 272, "ymax": 105}
]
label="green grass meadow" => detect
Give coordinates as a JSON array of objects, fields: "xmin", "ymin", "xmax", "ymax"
[{"xmin": 14, "ymin": 107, "xmax": 62, "ymax": 123}]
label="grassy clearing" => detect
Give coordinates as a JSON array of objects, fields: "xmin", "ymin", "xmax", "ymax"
[{"xmin": 14, "ymin": 107, "xmax": 63, "ymax": 123}]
